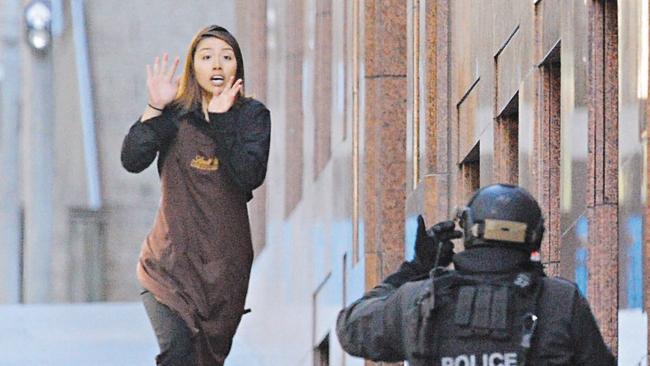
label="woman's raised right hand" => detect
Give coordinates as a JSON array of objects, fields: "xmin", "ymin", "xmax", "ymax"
[{"xmin": 146, "ymin": 53, "xmax": 180, "ymax": 110}]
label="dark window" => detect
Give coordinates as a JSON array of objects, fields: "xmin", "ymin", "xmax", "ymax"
[
  {"xmin": 313, "ymin": 334, "xmax": 329, "ymax": 366},
  {"xmin": 494, "ymin": 93, "xmax": 519, "ymax": 185},
  {"xmin": 460, "ymin": 143, "xmax": 480, "ymax": 203}
]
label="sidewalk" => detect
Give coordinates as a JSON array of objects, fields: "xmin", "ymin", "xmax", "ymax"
[
  {"xmin": 2, "ymin": 302, "xmax": 644, "ymax": 365},
  {"xmin": 0, "ymin": 302, "xmax": 157, "ymax": 366}
]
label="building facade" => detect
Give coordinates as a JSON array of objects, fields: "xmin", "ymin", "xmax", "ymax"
[{"xmin": 232, "ymin": 1, "xmax": 649, "ymax": 365}]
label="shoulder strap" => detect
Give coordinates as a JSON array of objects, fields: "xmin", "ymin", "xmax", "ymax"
[
  {"xmin": 409, "ymin": 269, "xmax": 457, "ymax": 359},
  {"xmin": 517, "ymin": 272, "xmax": 544, "ymax": 366}
]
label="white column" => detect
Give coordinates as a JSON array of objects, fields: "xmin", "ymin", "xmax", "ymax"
[
  {"xmin": 0, "ymin": 0, "xmax": 22, "ymax": 303},
  {"xmin": 22, "ymin": 3, "xmax": 55, "ymax": 303}
]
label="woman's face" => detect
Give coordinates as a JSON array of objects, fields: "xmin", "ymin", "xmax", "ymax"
[{"xmin": 193, "ymin": 37, "xmax": 237, "ymax": 99}]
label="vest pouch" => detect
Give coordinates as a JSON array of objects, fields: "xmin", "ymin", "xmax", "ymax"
[{"xmin": 423, "ymin": 271, "xmax": 542, "ymax": 366}]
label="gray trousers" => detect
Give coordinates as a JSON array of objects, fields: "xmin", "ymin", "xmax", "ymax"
[{"xmin": 141, "ymin": 289, "xmax": 197, "ymax": 366}]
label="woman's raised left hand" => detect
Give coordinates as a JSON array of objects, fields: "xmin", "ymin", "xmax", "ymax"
[{"xmin": 207, "ymin": 76, "xmax": 243, "ymax": 113}]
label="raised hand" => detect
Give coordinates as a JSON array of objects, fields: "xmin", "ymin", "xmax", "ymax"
[
  {"xmin": 207, "ymin": 76, "xmax": 243, "ymax": 113},
  {"xmin": 414, "ymin": 215, "xmax": 462, "ymax": 271},
  {"xmin": 146, "ymin": 53, "xmax": 180, "ymax": 110},
  {"xmin": 382, "ymin": 215, "xmax": 462, "ymax": 288}
]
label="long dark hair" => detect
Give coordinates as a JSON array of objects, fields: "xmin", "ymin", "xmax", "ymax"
[{"xmin": 173, "ymin": 25, "xmax": 245, "ymax": 111}]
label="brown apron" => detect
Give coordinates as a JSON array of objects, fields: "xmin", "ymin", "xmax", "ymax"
[{"xmin": 137, "ymin": 119, "xmax": 253, "ymax": 365}]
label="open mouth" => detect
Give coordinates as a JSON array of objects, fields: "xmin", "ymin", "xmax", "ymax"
[{"xmin": 210, "ymin": 75, "xmax": 224, "ymax": 86}]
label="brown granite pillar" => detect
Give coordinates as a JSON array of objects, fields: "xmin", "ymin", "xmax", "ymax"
[
  {"xmin": 424, "ymin": 0, "xmax": 449, "ymax": 178},
  {"xmin": 362, "ymin": 2, "xmax": 408, "ymax": 365},
  {"xmin": 363, "ymin": 0, "xmax": 408, "ymax": 288},
  {"xmin": 587, "ymin": 0, "xmax": 619, "ymax": 353},
  {"xmin": 284, "ymin": 0, "xmax": 304, "ymax": 217},
  {"xmin": 423, "ymin": 0, "xmax": 451, "ymax": 221},
  {"xmin": 405, "ymin": 0, "xmax": 452, "ymax": 264},
  {"xmin": 314, "ymin": 0, "xmax": 333, "ymax": 178}
]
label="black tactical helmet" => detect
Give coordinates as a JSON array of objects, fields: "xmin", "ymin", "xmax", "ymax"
[{"xmin": 457, "ymin": 184, "xmax": 545, "ymax": 252}]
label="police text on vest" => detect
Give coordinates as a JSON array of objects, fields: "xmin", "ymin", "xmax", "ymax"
[{"xmin": 441, "ymin": 352, "xmax": 518, "ymax": 366}]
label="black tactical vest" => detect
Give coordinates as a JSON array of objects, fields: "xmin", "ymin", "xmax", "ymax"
[{"xmin": 406, "ymin": 269, "xmax": 571, "ymax": 366}]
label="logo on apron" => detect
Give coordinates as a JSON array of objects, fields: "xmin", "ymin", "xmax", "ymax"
[{"xmin": 191, "ymin": 154, "xmax": 219, "ymax": 171}]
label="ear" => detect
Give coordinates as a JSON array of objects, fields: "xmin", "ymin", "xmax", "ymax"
[{"xmin": 454, "ymin": 207, "xmax": 467, "ymax": 229}]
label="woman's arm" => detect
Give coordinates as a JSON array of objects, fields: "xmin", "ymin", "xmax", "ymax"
[
  {"xmin": 121, "ymin": 53, "xmax": 180, "ymax": 173},
  {"xmin": 207, "ymin": 100, "xmax": 271, "ymax": 193},
  {"xmin": 120, "ymin": 111, "xmax": 178, "ymax": 173}
]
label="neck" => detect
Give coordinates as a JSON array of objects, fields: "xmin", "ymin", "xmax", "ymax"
[
  {"xmin": 453, "ymin": 247, "xmax": 532, "ymax": 274},
  {"xmin": 200, "ymin": 96, "xmax": 211, "ymax": 119},
  {"xmin": 201, "ymin": 95, "xmax": 211, "ymax": 107}
]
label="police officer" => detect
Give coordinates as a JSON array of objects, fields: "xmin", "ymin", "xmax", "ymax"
[{"xmin": 336, "ymin": 184, "xmax": 615, "ymax": 366}]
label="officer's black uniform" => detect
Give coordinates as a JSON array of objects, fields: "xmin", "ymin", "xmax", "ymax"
[{"xmin": 336, "ymin": 184, "xmax": 615, "ymax": 366}]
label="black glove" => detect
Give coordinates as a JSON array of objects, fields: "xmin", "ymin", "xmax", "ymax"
[
  {"xmin": 413, "ymin": 215, "xmax": 462, "ymax": 273},
  {"xmin": 382, "ymin": 215, "xmax": 463, "ymax": 289}
]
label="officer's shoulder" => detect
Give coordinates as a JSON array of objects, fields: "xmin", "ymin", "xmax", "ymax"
[
  {"xmin": 540, "ymin": 276, "xmax": 580, "ymax": 301},
  {"xmin": 398, "ymin": 269, "xmax": 472, "ymax": 293},
  {"xmin": 399, "ymin": 277, "xmax": 432, "ymax": 294},
  {"xmin": 395, "ymin": 277, "xmax": 435, "ymax": 306},
  {"xmin": 543, "ymin": 276, "xmax": 580, "ymax": 289}
]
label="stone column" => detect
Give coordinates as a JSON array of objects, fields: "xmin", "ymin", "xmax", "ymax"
[
  {"xmin": 0, "ymin": 0, "xmax": 22, "ymax": 303},
  {"xmin": 22, "ymin": 0, "xmax": 55, "ymax": 303},
  {"xmin": 362, "ymin": 5, "xmax": 408, "ymax": 361}
]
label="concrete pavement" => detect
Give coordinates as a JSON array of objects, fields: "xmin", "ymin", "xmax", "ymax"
[{"xmin": 0, "ymin": 302, "xmax": 157, "ymax": 366}]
